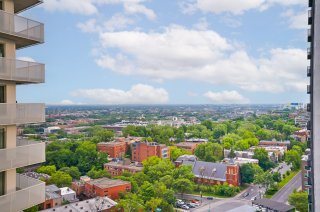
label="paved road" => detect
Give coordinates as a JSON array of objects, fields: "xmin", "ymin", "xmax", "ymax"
[
  {"xmin": 272, "ymin": 162, "xmax": 292, "ymax": 176},
  {"xmin": 271, "ymin": 171, "xmax": 302, "ymax": 203}
]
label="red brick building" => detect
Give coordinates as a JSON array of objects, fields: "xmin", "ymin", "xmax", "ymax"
[
  {"xmin": 175, "ymin": 142, "xmax": 200, "ymax": 153},
  {"xmin": 104, "ymin": 159, "xmax": 143, "ymax": 177},
  {"xmin": 131, "ymin": 142, "xmax": 170, "ymax": 162},
  {"xmin": 97, "ymin": 142, "xmax": 127, "ymax": 158},
  {"xmin": 84, "ymin": 178, "xmax": 131, "ymax": 200}
]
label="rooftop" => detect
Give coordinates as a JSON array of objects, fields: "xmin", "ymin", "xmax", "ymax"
[
  {"xmin": 40, "ymin": 197, "xmax": 117, "ymax": 212},
  {"xmin": 105, "ymin": 161, "xmax": 143, "ymax": 171},
  {"xmin": 87, "ymin": 178, "xmax": 130, "ymax": 189},
  {"xmin": 252, "ymin": 199, "xmax": 295, "ymax": 212},
  {"xmin": 60, "ymin": 187, "xmax": 76, "ymax": 195}
]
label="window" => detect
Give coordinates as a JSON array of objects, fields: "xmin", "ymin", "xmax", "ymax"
[
  {"xmin": 0, "ymin": 172, "xmax": 4, "ymax": 196},
  {"xmin": 0, "ymin": 1, "xmax": 3, "ymax": 10},
  {"xmin": 0, "ymin": 44, "xmax": 4, "ymax": 57},
  {"xmin": 0, "ymin": 86, "xmax": 5, "ymax": 103},
  {"xmin": 0, "ymin": 128, "xmax": 4, "ymax": 149}
]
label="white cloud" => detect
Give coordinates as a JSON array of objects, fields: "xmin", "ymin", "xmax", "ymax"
[
  {"xmin": 204, "ymin": 90, "xmax": 249, "ymax": 104},
  {"xmin": 94, "ymin": 25, "xmax": 307, "ymax": 93},
  {"xmin": 42, "ymin": 0, "xmax": 98, "ymax": 15},
  {"xmin": 60, "ymin": 100, "xmax": 75, "ymax": 105},
  {"xmin": 282, "ymin": 10, "xmax": 308, "ymax": 29},
  {"xmin": 71, "ymin": 84, "xmax": 169, "ymax": 104},
  {"xmin": 42, "ymin": 0, "xmax": 156, "ymax": 19},
  {"xmin": 17, "ymin": 57, "xmax": 36, "ymax": 62},
  {"xmin": 190, "ymin": 0, "xmax": 306, "ymax": 15},
  {"xmin": 193, "ymin": 18, "xmax": 209, "ymax": 30}
]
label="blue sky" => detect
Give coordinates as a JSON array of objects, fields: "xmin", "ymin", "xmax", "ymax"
[{"xmin": 17, "ymin": 0, "xmax": 308, "ymax": 104}]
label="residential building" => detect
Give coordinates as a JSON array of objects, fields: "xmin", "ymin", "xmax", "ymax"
[
  {"xmin": 104, "ymin": 159, "xmax": 143, "ymax": 177},
  {"xmin": 302, "ymin": 149, "xmax": 311, "ymax": 192},
  {"xmin": 259, "ymin": 139, "xmax": 290, "ymax": 150},
  {"xmin": 175, "ymin": 155, "xmax": 198, "ymax": 167},
  {"xmin": 293, "ymin": 129, "xmax": 309, "ymax": 142},
  {"xmin": 84, "ymin": 178, "xmax": 131, "ymax": 200},
  {"xmin": 60, "ymin": 187, "xmax": 78, "ymax": 203},
  {"xmin": 71, "ymin": 176, "xmax": 91, "ymax": 196},
  {"xmin": 40, "ymin": 185, "xmax": 62, "ymax": 210},
  {"xmin": 97, "ymin": 141, "xmax": 127, "ymax": 158},
  {"xmin": 224, "ymin": 149, "xmax": 254, "ymax": 159},
  {"xmin": 131, "ymin": 142, "xmax": 170, "ymax": 162},
  {"xmin": 175, "ymin": 142, "xmax": 200, "ymax": 153},
  {"xmin": 179, "ymin": 159, "xmax": 240, "ymax": 186},
  {"xmin": 40, "ymin": 196, "xmax": 117, "ymax": 212},
  {"xmin": 308, "ymin": 0, "xmax": 318, "ymax": 209},
  {"xmin": 223, "ymin": 157, "xmax": 259, "ymax": 165},
  {"xmin": 0, "ymin": 0, "xmax": 46, "ymax": 211}
]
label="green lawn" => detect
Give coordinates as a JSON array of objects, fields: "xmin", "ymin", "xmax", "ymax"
[{"xmin": 265, "ymin": 170, "xmax": 299, "ymax": 199}]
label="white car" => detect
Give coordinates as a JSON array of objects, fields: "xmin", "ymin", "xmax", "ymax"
[
  {"xmin": 251, "ymin": 196, "xmax": 257, "ymax": 201},
  {"xmin": 181, "ymin": 205, "xmax": 190, "ymax": 210},
  {"xmin": 176, "ymin": 199, "xmax": 185, "ymax": 205},
  {"xmin": 189, "ymin": 202, "xmax": 200, "ymax": 207}
]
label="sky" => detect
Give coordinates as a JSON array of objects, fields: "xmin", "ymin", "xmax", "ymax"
[{"xmin": 17, "ymin": 0, "xmax": 309, "ymax": 105}]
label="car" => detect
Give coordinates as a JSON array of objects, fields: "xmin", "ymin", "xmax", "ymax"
[
  {"xmin": 186, "ymin": 203, "xmax": 195, "ymax": 208},
  {"xmin": 191, "ymin": 199, "xmax": 200, "ymax": 204},
  {"xmin": 176, "ymin": 200, "xmax": 185, "ymax": 205},
  {"xmin": 207, "ymin": 196, "xmax": 214, "ymax": 200},
  {"xmin": 242, "ymin": 192, "xmax": 250, "ymax": 197},
  {"xmin": 189, "ymin": 202, "xmax": 199, "ymax": 207},
  {"xmin": 181, "ymin": 205, "xmax": 190, "ymax": 210},
  {"xmin": 251, "ymin": 196, "xmax": 257, "ymax": 201}
]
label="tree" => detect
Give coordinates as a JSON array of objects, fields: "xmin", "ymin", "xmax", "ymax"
[
  {"xmin": 173, "ymin": 179, "xmax": 193, "ymax": 196},
  {"xmin": 195, "ymin": 142, "xmax": 223, "ymax": 162},
  {"xmin": 160, "ymin": 175, "xmax": 174, "ymax": 188},
  {"xmin": 59, "ymin": 166, "xmax": 81, "ymax": 179},
  {"xmin": 172, "ymin": 165, "xmax": 194, "ymax": 181},
  {"xmin": 145, "ymin": 197, "xmax": 162, "ymax": 211},
  {"xmin": 253, "ymin": 148, "xmax": 275, "ymax": 171},
  {"xmin": 240, "ymin": 163, "xmax": 263, "ymax": 184},
  {"xmin": 87, "ymin": 167, "xmax": 111, "ymax": 179},
  {"xmin": 49, "ymin": 171, "xmax": 72, "ymax": 187},
  {"xmin": 117, "ymin": 193, "xmax": 144, "ymax": 212},
  {"xmin": 288, "ymin": 191, "xmax": 308, "ymax": 212},
  {"xmin": 212, "ymin": 124, "xmax": 227, "ymax": 139},
  {"xmin": 36, "ymin": 165, "xmax": 56, "ymax": 175},
  {"xmin": 170, "ymin": 146, "xmax": 192, "ymax": 161},
  {"xmin": 138, "ymin": 181, "xmax": 155, "ymax": 202},
  {"xmin": 254, "ymin": 171, "xmax": 275, "ymax": 190},
  {"xmin": 285, "ymin": 149, "xmax": 301, "ymax": 170}
]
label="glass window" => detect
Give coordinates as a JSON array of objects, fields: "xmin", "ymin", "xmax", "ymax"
[
  {"xmin": 0, "ymin": 44, "xmax": 4, "ymax": 57},
  {"xmin": 0, "ymin": 172, "xmax": 4, "ymax": 196},
  {"xmin": 0, "ymin": 128, "xmax": 4, "ymax": 149},
  {"xmin": 0, "ymin": 86, "xmax": 5, "ymax": 103},
  {"xmin": 0, "ymin": 1, "xmax": 3, "ymax": 10}
]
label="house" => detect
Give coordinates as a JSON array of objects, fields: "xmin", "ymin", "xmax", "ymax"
[
  {"xmin": 178, "ymin": 157, "xmax": 240, "ymax": 186},
  {"xmin": 131, "ymin": 142, "xmax": 170, "ymax": 162},
  {"xmin": 40, "ymin": 185, "xmax": 63, "ymax": 210},
  {"xmin": 175, "ymin": 155, "xmax": 198, "ymax": 167},
  {"xmin": 104, "ymin": 159, "xmax": 143, "ymax": 177},
  {"xmin": 293, "ymin": 129, "xmax": 309, "ymax": 142},
  {"xmin": 224, "ymin": 149, "xmax": 254, "ymax": 159},
  {"xmin": 39, "ymin": 196, "xmax": 117, "ymax": 212},
  {"xmin": 60, "ymin": 187, "xmax": 78, "ymax": 203}
]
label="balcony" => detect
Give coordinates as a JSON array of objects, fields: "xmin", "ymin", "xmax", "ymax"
[
  {"xmin": 0, "ymin": 10, "xmax": 44, "ymax": 49},
  {"xmin": 0, "ymin": 103, "xmax": 45, "ymax": 125},
  {"xmin": 0, "ymin": 174, "xmax": 45, "ymax": 212},
  {"xmin": 13, "ymin": 0, "xmax": 43, "ymax": 14},
  {"xmin": 307, "ymin": 103, "xmax": 311, "ymax": 112},
  {"xmin": 307, "ymin": 66, "xmax": 312, "ymax": 77},
  {"xmin": 308, "ymin": 29, "xmax": 312, "ymax": 42},
  {"xmin": 308, "ymin": 10, "xmax": 313, "ymax": 25},
  {"xmin": 307, "ymin": 48, "xmax": 312, "ymax": 60},
  {"xmin": 307, "ymin": 85, "xmax": 311, "ymax": 94},
  {"xmin": 307, "ymin": 120, "xmax": 312, "ymax": 130},
  {"xmin": 307, "ymin": 137, "xmax": 312, "ymax": 148},
  {"xmin": 0, "ymin": 58, "xmax": 45, "ymax": 84},
  {"xmin": 0, "ymin": 140, "xmax": 45, "ymax": 172}
]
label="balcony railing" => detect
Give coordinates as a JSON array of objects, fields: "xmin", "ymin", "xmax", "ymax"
[
  {"xmin": 0, "ymin": 103, "xmax": 45, "ymax": 125},
  {"xmin": 0, "ymin": 174, "xmax": 45, "ymax": 212},
  {"xmin": 308, "ymin": 29, "xmax": 312, "ymax": 42},
  {"xmin": 307, "ymin": 66, "xmax": 312, "ymax": 77},
  {"xmin": 308, "ymin": 10, "xmax": 313, "ymax": 25},
  {"xmin": 0, "ymin": 140, "xmax": 45, "ymax": 172},
  {"xmin": 0, "ymin": 58, "xmax": 45, "ymax": 84},
  {"xmin": 0, "ymin": 10, "xmax": 44, "ymax": 49},
  {"xmin": 307, "ymin": 48, "xmax": 312, "ymax": 59}
]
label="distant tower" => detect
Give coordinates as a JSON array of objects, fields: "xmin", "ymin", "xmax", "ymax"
[
  {"xmin": 0, "ymin": 0, "xmax": 46, "ymax": 211},
  {"xmin": 308, "ymin": 0, "xmax": 318, "ymax": 211}
]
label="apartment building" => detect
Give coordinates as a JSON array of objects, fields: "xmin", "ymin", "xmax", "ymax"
[
  {"xmin": 0, "ymin": 0, "xmax": 46, "ymax": 211},
  {"xmin": 131, "ymin": 142, "xmax": 170, "ymax": 162},
  {"xmin": 104, "ymin": 159, "xmax": 143, "ymax": 177},
  {"xmin": 175, "ymin": 142, "xmax": 200, "ymax": 153},
  {"xmin": 308, "ymin": 0, "xmax": 318, "ymax": 210},
  {"xmin": 97, "ymin": 141, "xmax": 127, "ymax": 158}
]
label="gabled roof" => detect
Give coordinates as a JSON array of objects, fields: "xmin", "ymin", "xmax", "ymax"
[{"xmin": 192, "ymin": 161, "xmax": 227, "ymax": 181}]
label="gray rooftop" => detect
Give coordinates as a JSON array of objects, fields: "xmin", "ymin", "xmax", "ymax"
[{"xmin": 252, "ymin": 199, "xmax": 295, "ymax": 212}]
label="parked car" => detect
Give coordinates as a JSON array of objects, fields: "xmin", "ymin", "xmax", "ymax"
[
  {"xmin": 251, "ymin": 196, "xmax": 257, "ymax": 201},
  {"xmin": 186, "ymin": 203, "xmax": 195, "ymax": 208},
  {"xmin": 191, "ymin": 199, "xmax": 200, "ymax": 204},
  {"xmin": 181, "ymin": 205, "xmax": 190, "ymax": 210},
  {"xmin": 176, "ymin": 199, "xmax": 185, "ymax": 205},
  {"xmin": 188, "ymin": 202, "xmax": 199, "ymax": 207},
  {"xmin": 207, "ymin": 196, "xmax": 214, "ymax": 200},
  {"xmin": 242, "ymin": 192, "xmax": 249, "ymax": 197}
]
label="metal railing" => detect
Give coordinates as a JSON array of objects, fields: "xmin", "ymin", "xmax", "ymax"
[
  {"xmin": 0, "ymin": 58, "xmax": 45, "ymax": 83},
  {"xmin": 0, "ymin": 141, "xmax": 45, "ymax": 172},
  {"xmin": 0, "ymin": 10, "xmax": 44, "ymax": 43},
  {"xmin": 0, "ymin": 174, "xmax": 45, "ymax": 212},
  {"xmin": 0, "ymin": 103, "xmax": 45, "ymax": 125}
]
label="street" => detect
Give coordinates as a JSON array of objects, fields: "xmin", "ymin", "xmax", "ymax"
[{"xmin": 271, "ymin": 171, "xmax": 302, "ymax": 203}]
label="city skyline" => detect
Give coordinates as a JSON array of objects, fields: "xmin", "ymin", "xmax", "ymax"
[{"xmin": 17, "ymin": 0, "xmax": 308, "ymax": 104}]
